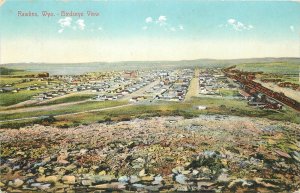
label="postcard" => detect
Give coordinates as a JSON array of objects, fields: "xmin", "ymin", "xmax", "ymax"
[{"xmin": 0, "ymin": 0, "xmax": 299, "ymax": 192}]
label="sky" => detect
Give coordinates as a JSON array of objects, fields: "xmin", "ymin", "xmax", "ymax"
[{"xmin": 0, "ymin": 0, "xmax": 299, "ymax": 63}]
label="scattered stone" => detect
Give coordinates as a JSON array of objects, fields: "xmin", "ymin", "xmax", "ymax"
[
  {"xmin": 197, "ymin": 181, "xmax": 214, "ymax": 188},
  {"xmin": 141, "ymin": 175, "xmax": 154, "ymax": 182},
  {"xmin": 292, "ymin": 151, "xmax": 300, "ymax": 162},
  {"xmin": 92, "ymin": 175, "xmax": 116, "ymax": 184},
  {"xmin": 130, "ymin": 175, "xmax": 140, "ymax": 184},
  {"xmin": 62, "ymin": 175, "xmax": 76, "ymax": 184},
  {"xmin": 79, "ymin": 149, "xmax": 88, "ymax": 155},
  {"xmin": 31, "ymin": 183, "xmax": 51, "ymax": 190},
  {"xmin": 275, "ymin": 150, "xmax": 291, "ymax": 159},
  {"xmin": 118, "ymin": 176, "xmax": 129, "ymax": 183},
  {"xmin": 228, "ymin": 179, "xmax": 253, "ymax": 188},
  {"xmin": 81, "ymin": 179, "xmax": 92, "ymax": 186},
  {"xmin": 1, "ymin": 116, "xmax": 299, "ymax": 192},
  {"xmin": 175, "ymin": 174, "xmax": 187, "ymax": 184},
  {"xmin": 94, "ymin": 182, "xmax": 126, "ymax": 190},
  {"xmin": 11, "ymin": 179, "xmax": 24, "ymax": 188},
  {"xmin": 152, "ymin": 175, "xmax": 163, "ymax": 185},
  {"xmin": 217, "ymin": 173, "xmax": 230, "ymax": 182},
  {"xmin": 139, "ymin": 169, "xmax": 146, "ymax": 177},
  {"xmin": 132, "ymin": 183, "xmax": 145, "ymax": 188},
  {"xmin": 175, "ymin": 184, "xmax": 189, "ymax": 191},
  {"xmin": 172, "ymin": 166, "xmax": 184, "ymax": 174},
  {"xmin": 254, "ymin": 178, "xmax": 278, "ymax": 188}
]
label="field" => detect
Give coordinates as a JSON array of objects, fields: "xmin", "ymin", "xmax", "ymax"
[
  {"xmin": 0, "ymin": 89, "xmax": 46, "ymax": 107},
  {"xmin": 1, "ymin": 97, "xmax": 299, "ymax": 129},
  {"xmin": 236, "ymin": 62, "xmax": 299, "ymax": 75},
  {"xmin": 21, "ymin": 93, "xmax": 97, "ymax": 108},
  {"xmin": 0, "ymin": 77, "xmax": 24, "ymax": 86}
]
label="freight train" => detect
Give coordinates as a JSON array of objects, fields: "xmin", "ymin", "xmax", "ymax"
[{"xmin": 222, "ymin": 66, "xmax": 300, "ymax": 111}]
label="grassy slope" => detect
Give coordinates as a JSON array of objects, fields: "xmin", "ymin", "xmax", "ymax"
[
  {"xmin": 236, "ymin": 62, "xmax": 299, "ymax": 75},
  {"xmin": 1, "ymin": 97, "xmax": 299, "ymax": 129},
  {"xmin": 0, "ymin": 89, "xmax": 46, "ymax": 107},
  {"xmin": 0, "ymin": 77, "xmax": 24, "ymax": 86},
  {"xmin": 26, "ymin": 94, "xmax": 97, "ymax": 107},
  {"xmin": 64, "ymin": 97, "xmax": 300, "ymax": 124},
  {"xmin": 0, "ymin": 100, "xmax": 127, "ymax": 121}
]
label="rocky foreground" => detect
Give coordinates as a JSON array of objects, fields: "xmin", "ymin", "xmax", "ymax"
[{"xmin": 1, "ymin": 115, "xmax": 300, "ymax": 192}]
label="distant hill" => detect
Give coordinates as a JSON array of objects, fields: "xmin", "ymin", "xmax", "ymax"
[{"xmin": 1, "ymin": 57, "xmax": 299, "ymax": 75}]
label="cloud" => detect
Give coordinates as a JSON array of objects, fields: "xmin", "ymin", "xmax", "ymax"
[
  {"xmin": 170, "ymin": 27, "xmax": 176, "ymax": 32},
  {"xmin": 98, "ymin": 27, "xmax": 103, "ymax": 31},
  {"xmin": 290, "ymin": 25, "xmax": 295, "ymax": 32},
  {"xmin": 57, "ymin": 17, "xmax": 88, "ymax": 33},
  {"xmin": 145, "ymin": 17, "xmax": 153, "ymax": 23},
  {"xmin": 227, "ymin": 18, "xmax": 236, "ymax": 25},
  {"xmin": 76, "ymin": 19, "xmax": 85, "ymax": 30},
  {"xmin": 58, "ymin": 17, "xmax": 72, "ymax": 28},
  {"xmin": 226, "ymin": 18, "xmax": 253, "ymax": 31},
  {"xmin": 157, "ymin": 15, "xmax": 167, "ymax": 26},
  {"xmin": 142, "ymin": 15, "xmax": 183, "ymax": 32}
]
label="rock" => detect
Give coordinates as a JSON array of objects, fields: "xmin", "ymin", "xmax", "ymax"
[
  {"xmin": 92, "ymin": 175, "xmax": 116, "ymax": 184},
  {"xmin": 65, "ymin": 164, "xmax": 77, "ymax": 171},
  {"xmin": 203, "ymin": 150, "xmax": 219, "ymax": 158},
  {"xmin": 82, "ymin": 179, "xmax": 92, "ymax": 186},
  {"xmin": 94, "ymin": 182, "xmax": 126, "ymax": 190},
  {"xmin": 130, "ymin": 175, "xmax": 140, "ymax": 184},
  {"xmin": 127, "ymin": 141, "xmax": 136, "ymax": 148},
  {"xmin": 144, "ymin": 185, "xmax": 162, "ymax": 191},
  {"xmin": 139, "ymin": 169, "xmax": 146, "ymax": 177},
  {"xmin": 200, "ymin": 167, "xmax": 211, "ymax": 174},
  {"xmin": 0, "ymin": 181, "xmax": 5, "ymax": 187},
  {"xmin": 133, "ymin": 183, "xmax": 145, "ymax": 188},
  {"xmin": 275, "ymin": 150, "xmax": 291, "ymax": 159},
  {"xmin": 31, "ymin": 183, "xmax": 51, "ymax": 190},
  {"xmin": 132, "ymin": 158, "xmax": 145, "ymax": 169},
  {"xmin": 38, "ymin": 167, "xmax": 46, "ymax": 174},
  {"xmin": 192, "ymin": 170, "xmax": 199, "ymax": 176},
  {"xmin": 292, "ymin": 151, "xmax": 300, "ymax": 162},
  {"xmin": 152, "ymin": 175, "xmax": 163, "ymax": 185},
  {"xmin": 98, "ymin": 170, "xmax": 107, "ymax": 175},
  {"xmin": 172, "ymin": 166, "xmax": 184, "ymax": 174},
  {"xmin": 16, "ymin": 151, "xmax": 25, "ymax": 156},
  {"xmin": 62, "ymin": 175, "xmax": 76, "ymax": 184},
  {"xmin": 57, "ymin": 152, "xmax": 69, "ymax": 164},
  {"xmin": 11, "ymin": 179, "xmax": 24, "ymax": 188},
  {"xmin": 181, "ymin": 170, "xmax": 191, "ymax": 175},
  {"xmin": 217, "ymin": 173, "xmax": 230, "ymax": 182},
  {"xmin": 37, "ymin": 175, "xmax": 58, "ymax": 183},
  {"xmin": 118, "ymin": 176, "xmax": 129, "ymax": 183},
  {"xmin": 36, "ymin": 176, "xmax": 46, "ymax": 183},
  {"xmin": 228, "ymin": 179, "xmax": 253, "ymax": 189},
  {"xmin": 13, "ymin": 165, "xmax": 20, "ymax": 171},
  {"xmin": 197, "ymin": 181, "xmax": 214, "ymax": 188},
  {"xmin": 175, "ymin": 174, "xmax": 187, "ymax": 184},
  {"xmin": 141, "ymin": 175, "xmax": 154, "ymax": 182},
  {"xmin": 175, "ymin": 184, "xmax": 189, "ymax": 191},
  {"xmin": 254, "ymin": 178, "xmax": 278, "ymax": 188},
  {"xmin": 165, "ymin": 157, "xmax": 174, "ymax": 162},
  {"xmin": 58, "ymin": 159, "xmax": 69, "ymax": 164},
  {"xmin": 79, "ymin": 149, "xmax": 88, "ymax": 154}
]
